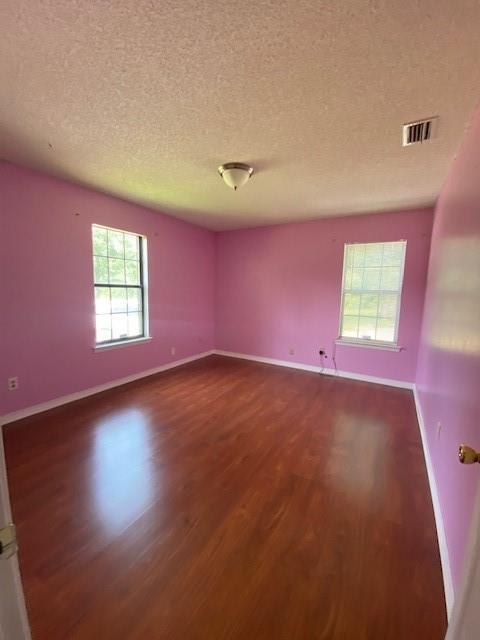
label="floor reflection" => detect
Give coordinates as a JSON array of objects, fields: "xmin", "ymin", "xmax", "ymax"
[
  {"xmin": 326, "ymin": 411, "xmax": 386, "ymax": 501},
  {"xmin": 90, "ymin": 409, "xmax": 156, "ymax": 535}
]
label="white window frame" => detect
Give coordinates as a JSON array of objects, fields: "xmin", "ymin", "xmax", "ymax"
[
  {"xmin": 337, "ymin": 240, "xmax": 407, "ymax": 350},
  {"xmin": 92, "ymin": 224, "xmax": 149, "ymax": 349}
]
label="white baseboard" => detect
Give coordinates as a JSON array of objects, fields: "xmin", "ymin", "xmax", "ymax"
[
  {"xmin": 413, "ymin": 385, "xmax": 454, "ymax": 619},
  {"xmin": 213, "ymin": 350, "xmax": 414, "ymax": 389},
  {"xmin": 1, "ymin": 350, "xmax": 214, "ymax": 426},
  {"xmin": 2, "ymin": 348, "xmax": 412, "ymax": 426},
  {"xmin": 2, "ymin": 346, "xmax": 451, "ymax": 619}
]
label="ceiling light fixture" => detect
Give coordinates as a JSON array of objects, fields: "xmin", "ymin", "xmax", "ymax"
[{"xmin": 218, "ymin": 162, "xmax": 254, "ymax": 191}]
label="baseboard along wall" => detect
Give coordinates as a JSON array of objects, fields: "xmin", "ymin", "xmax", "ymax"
[
  {"xmin": 1, "ymin": 347, "xmax": 450, "ymax": 619},
  {"xmin": 213, "ymin": 349, "xmax": 414, "ymax": 389},
  {"xmin": 413, "ymin": 386, "xmax": 454, "ymax": 619},
  {"xmin": 1, "ymin": 350, "xmax": 215, "ymax": 426}
]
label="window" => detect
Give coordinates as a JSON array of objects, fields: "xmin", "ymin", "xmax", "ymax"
[
  {"xmin": 92, "ymin": 225, "xmax": 148, "ymax": 345},
  {"xmin": 338, "ymin": 241, "xmax": 406, "ymax": 346}
]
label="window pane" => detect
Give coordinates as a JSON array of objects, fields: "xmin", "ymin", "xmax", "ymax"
[
  {"xmin": 351, "ymin": 268, "xmax": 363, "ymax": 290},
  {"xmin": 111, "ymin": 287, "xmax": 127, "ymax": 312},
  {"xmin": 125, "ymin": 260, "xmax": 139, "ymax": 285},
  {"xmin": 345, "ymin": 245, "xmax": 355, "ymax": 267},
  {"xmin": 343, "ymin": 293, "xmax": 360, "ymax": 315},
  {"xmin": 340, "ymin": 241, "xmax": 405, "ymax": 345},
  {"xmin": 383, "ymin": 242, "xmax": 404, "ymax": 266},
  {"xmin": 127, "ymin": 312, "xmax": 142, "ymax": 337},
  {"xmin": 108, "ymin": 230, "xmax": 124, "ymax": 258},
  {"xmin": 127, "ymin": 288, "xmax": 142, "ymax": 312},
  {"xmin": 364, "ymin": 243, "xmax": 383, "ymax": 267},
  {"xmin": 344, "ymin": 268, "xmax": 353, "ymax": 290},
  {"xmin": 92, "ymin": 225, "xmax": 146, "ymax": 345},
  {"xmin": 358, "ymin": 317, "xmax": 376, "ymax": 340},
  {"xmin": 109, "ymin": 258, "xmax": 125, "ymax": 284},
  {"xmin": 94, "ymin": 256, "xmax": 109, "ymax": 283},
  {"xmin": 93, "ymin": 227, "xmax": 108, "ymax": 256},
  {"xmin": 381, "ymin": 267, "xmax": 401, "ymax": 290},
  {"xmin": 376, "ymin": 318, "xmax": 395, "ymax": 342},
  {"xmin": 360, "ymin": 293, "xmax": 379, "ymax": 317},
  {"xmin": 342, "ymin": 316, "xmax": 359, "ymax": 338},
  {"xmin": 379, "ymin": 293, "xmax": 398, "ymax": 318},
  {"xmin": 353, "ymin": 245, "xmax": 365, "ymax": 267},
  {"xmin": 96, "ymin": 315, "xmax": 111, "ymax": 343},
  {"xmin": 95, "ymin": 287, "xmax": 111, "ymax": 314},
  {"xmin": 112, "ymin": 313, "xmax": 128, "ymax": 339},
  {"xmin": 363, "ymin": 268, "xmax": 381, "ymax": 290},
  {"xmin": 125, "ymin": 234, "xmax": 139, "ymax": 260}
]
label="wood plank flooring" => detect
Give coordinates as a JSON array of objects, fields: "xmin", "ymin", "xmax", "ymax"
[{"xmin": 3, "ymin": 355, "xmax": 447, "ymax": 639}]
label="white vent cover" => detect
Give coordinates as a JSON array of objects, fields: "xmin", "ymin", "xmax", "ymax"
[{"xmin": 402, "ymin": 118, "xmax": 438, "ymax": 146}]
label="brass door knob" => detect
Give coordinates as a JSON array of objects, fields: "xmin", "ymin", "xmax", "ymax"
[{"xmin": 458, "ymin": 445, "xmax": 480, "ymax": 464}]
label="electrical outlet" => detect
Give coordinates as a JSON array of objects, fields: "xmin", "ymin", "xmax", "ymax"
[
  {"xmin": 437, "ymin": 421, "xmax": 442, "ymax": 439},
  {"xmin": 289, "ymin": 347, "xmax": 295, "ymax": 356},
  {"xmin": 319, "ymin": 349, "xmax": 326, "ymax": 357},
  {"xmin": 8, "ymin": 376, "xmax": 19, "ymax": 391},
  {"xmin": 170, "ymin": 346, "xmax": 176, "ymax": 356}
]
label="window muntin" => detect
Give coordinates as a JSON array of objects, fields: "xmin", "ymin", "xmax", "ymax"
[
  {"xmin": 92, "ymin": 225, "xmax": 147, "ymax": 345},
  {"xmin": 339, "ymin": 241, "xmax": 406, "ymax": 345}
]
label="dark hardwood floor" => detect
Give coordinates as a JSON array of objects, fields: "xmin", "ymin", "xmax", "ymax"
[{"xmin": 4, "ymin": 355, "xmax": 446, "ymax": 639}]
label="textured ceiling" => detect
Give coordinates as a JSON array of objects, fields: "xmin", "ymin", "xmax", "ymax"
[{"xmin": 1, "ymin": 1, "xmax": 480, "ymax": 230}]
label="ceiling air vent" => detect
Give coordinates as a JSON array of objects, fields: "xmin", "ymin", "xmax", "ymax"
[{"xmin": 402, "ymin": 118, "xmax": 437, "ymax": 146}]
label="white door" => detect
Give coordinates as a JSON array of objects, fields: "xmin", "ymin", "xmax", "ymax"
[
  {"xmin": 446, "ymin": 475, "xmax": 480, "ymax": 640},
  {"xmin": 0, "ymin": 429, "xmax": 31, "ymax": 640}
]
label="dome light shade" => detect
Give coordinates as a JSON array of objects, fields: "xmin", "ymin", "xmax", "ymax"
[{"xmin": 218, "ymin": 162, "xmax": 254, "ymax": 191}]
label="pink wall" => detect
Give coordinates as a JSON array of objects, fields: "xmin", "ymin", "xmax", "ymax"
[
  {"xmin": 0, "ymin": 164, "xmax": 433, "ymax": 414},
  {"xmin": 216, "ymin": 209, "xmax": 432, "ymax": 382},
  {"xmin": 416, "ymin": 108, "xmax": 480, "ymax": 592},
  {"xmin": 0, "ymin": 163, "xmax": 215, "ymax": 416}
]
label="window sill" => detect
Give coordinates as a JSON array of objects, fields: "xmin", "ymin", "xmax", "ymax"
[
  {"xmin": 93, "ymin": 336, "xmax": 152, "ymax": 352},
  {"xmin": 335, "ymin": 338, "xmax": 401, "ymax": 352}
]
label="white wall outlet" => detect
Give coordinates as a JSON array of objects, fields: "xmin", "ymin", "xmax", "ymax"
[
  {"xmin": 170, "ymin": 346, "xmax": 176, "ymax": 356},
  {"xmin": 289, "ymin": 347, "xmax": 295, "ymax": 356},
  {"xmin": 8, "ymin": 377, "xmax": 19, "ymax": 391},
  {"xmin": 436, "ymin": 421, "xmax": 442, "ymax": 439}
]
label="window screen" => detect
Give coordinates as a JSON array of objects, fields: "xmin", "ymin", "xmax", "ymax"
[{"xmin": 339, "ymin": 241, "xmax": 406, "ymax": 344}]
